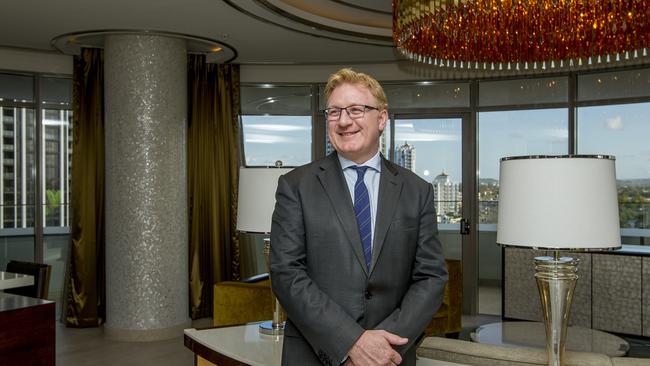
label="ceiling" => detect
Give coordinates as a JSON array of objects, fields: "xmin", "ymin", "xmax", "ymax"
[{"xmin": 0, "ymin": 0, "xmax": 399, "ymax": 65}]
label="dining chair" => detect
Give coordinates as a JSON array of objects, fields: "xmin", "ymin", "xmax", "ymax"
[{"xmin": 4, "ymin": 260, "xmax": 52, "ymax": 299}]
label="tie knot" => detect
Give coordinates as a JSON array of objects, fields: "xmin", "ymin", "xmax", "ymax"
[{"xmin": 351, "ymin": 165, "xmax": 369, "ymax": 179}]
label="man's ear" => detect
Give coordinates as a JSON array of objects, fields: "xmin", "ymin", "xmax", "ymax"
[{"xmin": 378, "ymin": 109, "xmax": 388, "ymax": 132}]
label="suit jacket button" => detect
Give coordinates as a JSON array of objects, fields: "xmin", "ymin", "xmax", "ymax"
[{"xmin": 365, "ymin": 290, "xmax": 372, "ymax": 299}]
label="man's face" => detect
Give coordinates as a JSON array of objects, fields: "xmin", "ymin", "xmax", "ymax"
[{"xmin": 326, "ymin": 82, "xmax": 387, "ymax": 164}]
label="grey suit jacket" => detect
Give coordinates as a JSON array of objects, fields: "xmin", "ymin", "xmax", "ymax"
[{"xmin": 270, "ymin": 152, "xmax": 448, "ymax": 366}]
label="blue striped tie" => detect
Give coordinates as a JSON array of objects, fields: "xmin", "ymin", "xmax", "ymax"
[{"xmin": 351, "ymin": 166, "xmax": 372, "ymax": 269}]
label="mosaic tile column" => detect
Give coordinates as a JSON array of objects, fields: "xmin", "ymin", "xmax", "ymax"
[{"xmin": 104, "ymin": 34, "xmax": 189, "ymax": 341}]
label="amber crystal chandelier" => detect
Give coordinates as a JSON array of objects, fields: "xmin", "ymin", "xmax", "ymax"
[{"xmin": 393, "ymin": 0, "xmax": 650, "ymax": 71}]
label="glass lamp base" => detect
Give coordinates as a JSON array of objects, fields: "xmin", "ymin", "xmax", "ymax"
[
  {"xmin": 259, "ymin": 320, "xmax": 285, "ymax": 336},
  {"xmin": 534, "ymin": 255, "xmax": 579, "ymax": 366}
]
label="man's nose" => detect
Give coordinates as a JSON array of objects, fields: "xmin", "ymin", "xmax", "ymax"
[{"xmin": 337, "ymin": 111, "xmax": 353, "ymax": 127}]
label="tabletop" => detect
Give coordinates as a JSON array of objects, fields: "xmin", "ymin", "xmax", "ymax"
[
  {"xmin": 184, "ymin": 323, "xmax": 468, "ymax": 366},
  {"xmin": 0, "ymin": 271, "xmax": 34, "ymax": 291},
  {"xmin": 472, "ymin": 321, "xmax": 630, "ymax": 357}
]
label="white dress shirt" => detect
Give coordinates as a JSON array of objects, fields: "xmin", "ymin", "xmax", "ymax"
[{"xmin": 337, "ymin": 151, "xmax": 382, "ymax": 247}]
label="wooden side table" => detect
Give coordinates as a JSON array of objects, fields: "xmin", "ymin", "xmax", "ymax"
[{"xmin": 0, "ymin": 292, "xmax": 55, "ymax": 366}]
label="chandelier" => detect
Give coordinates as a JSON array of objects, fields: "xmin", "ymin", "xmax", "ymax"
[{"xmin": 393, "ymin": 0, "xmax": 650, "ymax": 71}]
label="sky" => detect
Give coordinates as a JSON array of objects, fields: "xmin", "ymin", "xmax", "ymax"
[{"xmin": 242, "ymin": 101, "xmax": 650, "ymax": 182}]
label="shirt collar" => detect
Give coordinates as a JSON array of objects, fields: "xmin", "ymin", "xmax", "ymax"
[{"xmin": 338, "ymin": 151, "xmax": 382, "ymax": 173}]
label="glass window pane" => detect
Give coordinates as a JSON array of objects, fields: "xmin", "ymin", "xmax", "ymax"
[
  {"xmin": 318, "ymin": 85, "xmax": 326, "ymax": 111},
  {"xmin": 479, "ymin": 77, "xmax": 568, "ymax": 107},
  {"xmin": 477, "ymin": 108, "xmax": 568, "ymax": 315},
  {"xmin": 241, "ymin": 115, "xmax": 311, "ymax": 167},
  {"xmin": 578, "ymin": 68, "xmax": 650, "ymax": 102},
  {"xmin": 43, "ymin": 109, "xmax": 72, "ymax": 227},
  {"xmin": 0, "ymin": 235, "xmax": 35, "ymax": 269},
  {"xmin": 1, "ymin": 106, "xmax": 36, "ymax": 228},
  {"xmin": 241, "ymin": 86, "xmax": 311, "ymax": 115},
  {"xmin": 44, "ymin": 233, "xmax": 69, "ymax": 315},
  {"xmin": 577, "ymin": 103, "xmax": 650, "ymax": 243},
  {"xmin": 41, "ymin": 77, "xmax": 72, "ymax": 106},
  {"xmin": 384, "ymin": 83, "xmax": 470, "ymax": 109},
  {"xmin": 394, "ymin": 118, "xmax": 463, "ymax": 223},
  {"xmin": 478, "ymin": 108, "xmax": 568, "ymax": 224},
  {"xmin": 0, "ymin": 73, "xmax": 34, "ymax": 103}
]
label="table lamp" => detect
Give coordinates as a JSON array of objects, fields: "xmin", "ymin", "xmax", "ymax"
[
  {"xmin": 496, "ymin": 155, "xmax": 621, "ymax": 366},
  {"xmin": 236, "ymin": 166, "xmax": 292, "ymax": 336}
]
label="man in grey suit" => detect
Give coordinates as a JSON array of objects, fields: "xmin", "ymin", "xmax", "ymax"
[{"xmin": 270, "ymin": 68, "xmax": 448, "ymax": 366}]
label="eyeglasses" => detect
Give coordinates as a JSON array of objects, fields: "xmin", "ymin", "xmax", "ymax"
[{"xmin": 323, "ymin": 105, "xmax": 379, "ymax": 121}]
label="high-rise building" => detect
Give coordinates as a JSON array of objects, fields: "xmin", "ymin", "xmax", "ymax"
[
  {"xmin": 1, "ymin": 106, "xmax": 35, "ymax": 229},
  {"xmin": 432, "ymin": 170, "xmax": 462, "ymax": 223},
  {"xmin": 0, "ymin": 106, "xmax": 71, "ymax": 229},
  {"xmin": 395, "ymin": 141, "xmax": 415, "ymax": 172},
  {"xmin": 379, "ymin": 132, "xmax": 388, "ymax": 157}
]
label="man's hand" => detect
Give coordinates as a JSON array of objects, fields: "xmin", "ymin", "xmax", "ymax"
[{"xmin": 347, "ymin": 330, "xmax": 408, "ymax": 366}]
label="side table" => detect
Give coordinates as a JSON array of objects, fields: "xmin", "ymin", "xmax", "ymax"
[
  {"xmin": 184, "ymin": 323, "xmax": 470, "ymax": 366},
  {"xmin": 471, "ymin": 321, "xmax": 630, "ymax": 357}
]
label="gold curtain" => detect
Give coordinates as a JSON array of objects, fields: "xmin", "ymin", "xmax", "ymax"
[
  {"xmin": 188, "ymin": 55, "xmax": 241, "ymax": 319},
  {"xmin": 64, "ymin": 48, "xmax": 105, "ymax": 327}
]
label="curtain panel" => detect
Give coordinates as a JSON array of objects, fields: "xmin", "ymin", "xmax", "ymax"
[
  {"xmin": 64, "ymin": 48, "xmax": 106, "ymax": 327},
  {"xmin": 188, "ymin": 56, "xmax": 241, "ymax": 319}
]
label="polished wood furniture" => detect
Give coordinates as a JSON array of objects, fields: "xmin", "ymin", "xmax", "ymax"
[{"xmin": 0, "ymin": 292, "xmax": 55, "ymax": 366}]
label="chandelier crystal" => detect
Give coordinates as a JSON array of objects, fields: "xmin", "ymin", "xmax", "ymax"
[{"xmin": 393, "ymin": 0, "xmax": 650, "ymax": 71}]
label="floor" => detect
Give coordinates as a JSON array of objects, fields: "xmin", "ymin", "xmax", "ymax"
[
  {"xmin": 54, "ymin": 286, "xmax": 650, "ymax": 365},
  {"xmin": 55, "ymin": 320, "xmax": 202, "ymax": 366},
  {"xmin": 478, "ymin": 285, "xmax": 501, "ymax": 316}
]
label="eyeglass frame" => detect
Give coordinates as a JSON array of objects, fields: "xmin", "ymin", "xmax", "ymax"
[{"xmin": 322, "ymin": 104, "xmax": 380, "ymax": 121}]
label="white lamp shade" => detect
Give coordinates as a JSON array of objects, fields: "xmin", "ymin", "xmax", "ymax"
[
  {"xmin": 496, "ymin": 156, "xmax": 621, "ymax": 250},
  {"xmin": 236, "ymin": 167, "xmax": 292, "ymax": 233}
]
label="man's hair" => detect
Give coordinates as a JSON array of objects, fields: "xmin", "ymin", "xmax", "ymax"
[{"xmin": 324, "ymin": 68, "xmax": 388, "ymax": 110}]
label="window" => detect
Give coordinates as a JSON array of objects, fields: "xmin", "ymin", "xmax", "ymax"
[
  {"xmin": 1, "ymin": 105, "xmax": 35, "ymax": 228},
  {"xmin": 0, "ymin": 72, "xmax": 72, "ymax": 316},
  {"xmin": 42, "ymin": 108, "xmax": 72, "ymax": 227},
  {"xmin": 576, "ymin": 69, "xmax": 650, "ymax": 245},
  {"xmin": 242, "ymin": 67, "xmax": 650, "ymax": 317},
  {"xmin": 240, "ymin": 85, "xmax": 312, "ymax": 167},
  {"xmin": 394, "ymin": 118, "xmax": 463, "ymax": 224},
  {"xmin": 478, "ymin": 109, "xmax": 569, "ymax": 224},
  {"xmin": 577, "ymin": 103, "xmax": 650, "ymax": 243}
]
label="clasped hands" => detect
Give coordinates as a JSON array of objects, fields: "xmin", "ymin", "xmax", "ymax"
[{"xmin": 344, "ymin": 330, "xmax": 408, "ymax": 366}]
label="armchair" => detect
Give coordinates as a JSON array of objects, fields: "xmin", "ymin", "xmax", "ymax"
[{"xmin": 213, "ymin": 275, "xmax": 273, "ymax": 327}]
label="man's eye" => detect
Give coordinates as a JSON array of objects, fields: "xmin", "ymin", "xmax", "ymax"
[{"xmin": 327, "ymin": 109, "xmax": 340, "ymax": 116}]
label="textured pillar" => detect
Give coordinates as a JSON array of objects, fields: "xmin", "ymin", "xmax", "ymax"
[{"xmin": 104, "ymin": 34, "xmax": 188, "ymax": 341}]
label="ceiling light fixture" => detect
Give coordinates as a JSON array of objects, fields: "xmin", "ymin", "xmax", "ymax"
[{"xmin": 393, "ymin": 0, "xmax": 650, "ymax": 71}]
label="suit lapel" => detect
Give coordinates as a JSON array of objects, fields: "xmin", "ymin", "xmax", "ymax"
[
  {"xmin": 370, "ymin": 158, "xmax": 403, "ymax": 274},
  {"xmin": 316, "ymin": 153, "xmax": 369, "ymax": 275}
]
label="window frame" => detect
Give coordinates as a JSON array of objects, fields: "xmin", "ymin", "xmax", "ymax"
[{"xmin": 0, "ymin": 69, "xmax": 73, "ymax": 264}]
